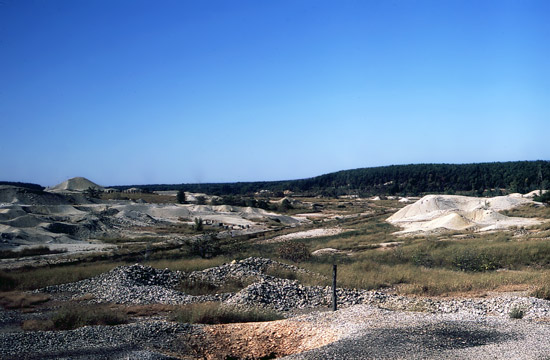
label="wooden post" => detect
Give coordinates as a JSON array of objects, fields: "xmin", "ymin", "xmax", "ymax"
[{"xmin": 332, "ymin": 264, "xmax": 337, "ymax": 311}]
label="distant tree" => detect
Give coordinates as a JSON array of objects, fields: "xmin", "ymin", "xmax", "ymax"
[
  {"xmin": 279, "ymin": 198, "xmax": 293, "ymax": 212},
  {"xmin": 534, "ymin": 191, "xmax": 550, "ymax": 204},
  {"xmin": 193, "ymin": 217, "xmax": 204, "ymax": 232},
  {"xmin": 196, "ymin": 196, "xmax": 207, "ymax": 205},
  {"xmin": 177, "ymin": 189, "xmax": 186, "ymax": 204},
  {"xmin": 185, "ymin": 233, "xmax": 220, "ymax": 259},
  {"xmin": 84, "ymin": 187, "xmax": 102, "ymax": 199}
]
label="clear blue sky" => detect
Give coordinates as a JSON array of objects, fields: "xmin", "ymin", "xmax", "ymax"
[{"xmin": 1, "ymin": 0, "xmax": 549, "ymax": 187}]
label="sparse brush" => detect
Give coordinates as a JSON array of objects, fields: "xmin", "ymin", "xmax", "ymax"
[
  {"xmin": 0, "ymin": 292, "xmax": 50, "ymax": 309},
  {"xmin": 172, "ymin": 302, "xmax": 282, "ymax": 324},
  {"xmin": 265, "ymin": 264, "xmax": 298, "ymax": 280},
  {"xmin": 0, "ymin": 246, "xmax": 66, "ymax": 259},
  {"xmin": 178, "ymin": 276, "xmax": 255, "ymax": 296},
  {"xmin": 51, "ymin": 306, "xmax": 128, "ymax": 330},
  {"xmin": 0, "ymin": 271, "xmax": 18, "ymax": 291},
  {"xmin": 278, "ymin": 242, "xmax": 310, "ymax": 263},
  {"xmin": 531, "ymin": 285, "xmax": 550, "ymax": 300}
]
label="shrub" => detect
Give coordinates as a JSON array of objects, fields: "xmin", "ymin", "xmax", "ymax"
[
  {"xmin": 278, "ymin": 242, "xmax": 310, "ymax": 263},
  {"xmin": 172, "ymin": 302, "xmax": 282, "ymax": 324},
  {"xmin": 452, "ymin": 250, "xmax": 500, "ymax": 272},
  {"xmin": 509, "ymin": 306, "xmax": 525, "ymax": 319},
  {"xmin": 194, "ymin": 217, "xmax": 204, "ymax": 232},
  {"xmin": 411, "ymin": 251, "xmax": 435, "ymax": 268},
  {"xmin": 196, "ymin": 196, "xmax": 207, "ymax": 205},
  {"xmin": 185, "ymin": 234, "xmax": 220, "ymax": 259}
]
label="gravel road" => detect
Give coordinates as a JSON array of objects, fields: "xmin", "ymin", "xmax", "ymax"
[{"xmin": 283, "ymin": 305, "xmax": 550, "ymax": 359}]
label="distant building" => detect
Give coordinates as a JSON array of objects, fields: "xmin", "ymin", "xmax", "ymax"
[
  {"xmin": 104, "ymin": 188, "xmax": 120, "ymax": 194},
  {"xmin": 124, "ymin": 187, "xmax": 142, "ymax": 194}
]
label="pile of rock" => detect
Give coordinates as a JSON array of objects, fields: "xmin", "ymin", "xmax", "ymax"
[{"xmin": 40, "ymin": 258, "xmax": 550, "ymax": 320}]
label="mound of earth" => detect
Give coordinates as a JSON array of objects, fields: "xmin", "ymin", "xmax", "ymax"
[
  {"xmin": 49, "ymin": 177, "xmax": 104, "ymax": 192},
  {"xmin": 387, "ymin": 194, "xmax": 543, "ymax": 233}
]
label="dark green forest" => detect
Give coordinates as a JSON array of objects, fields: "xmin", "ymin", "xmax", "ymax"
[
  {"xmin": 114, "ymin": 161, "xmax": 550, "ymax": 197},
  {"xmin": 0, "ymin": 182, "xmax": 44, "ymax": 191}
]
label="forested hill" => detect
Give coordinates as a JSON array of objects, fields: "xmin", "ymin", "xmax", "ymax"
[{"xmin": 116, "ymin": 161, "xmax": 550, "ymax": 197}]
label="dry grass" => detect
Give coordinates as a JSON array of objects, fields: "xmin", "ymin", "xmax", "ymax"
[
  {"xmin": 0, "ymin": 291, "xmax": 50, "ymax": 310},
  {"xmin": 101, "ymin": 192, "xmax": 176, "ymax": 203},
  {"xmin": 172, "ymin": 302, "xmax": 282, "ymax": 324},
  {"xmin": 7, "ymin": 262, "xmax": 126, "ymax": 291},
  {"xmin": 178, "ymin": 276, "xmax": 256, "ymax": 296}
]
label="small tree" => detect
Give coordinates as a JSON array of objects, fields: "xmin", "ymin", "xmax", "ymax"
[
  {"xmin": 177, "ymin": 190, "xmax": 186, "ymax": 204},
  {"xmin": 185, "ymin": 233, "xmax": 220, "ymax": 259},
  {"xmin": 194, "ymin": 217, "xmax": 204, "ymax": 232},
  {"xmin": 196, "ymin": 195, "xmax": 207, "ymax": 205},
  {"xmin": 534, "ymin": 191, "xmax": 550, "ymax": 204},
  {"xmin": 84, "ymin": 186, "xmax": 102, "ymax": 199}
]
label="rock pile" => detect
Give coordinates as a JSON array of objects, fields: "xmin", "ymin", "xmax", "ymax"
[{"xmin": 41, "ymin": 258, "xmax": 550, "ymax": 319}]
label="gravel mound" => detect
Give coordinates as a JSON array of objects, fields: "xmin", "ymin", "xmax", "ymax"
[
  {"xmin": 0, "ymin": 319, "xmax": 187, "ymax": 359},
  {"xmin": 49, "ymin": 177, "xmax": 104, "ymax": 192},
  {"xmin": 387, "ymin": 194, "xmax": 542, "ymax": 233},
  {"xmin": 40, "ymin": 258, "xmax": 550, "ymax": 320}
]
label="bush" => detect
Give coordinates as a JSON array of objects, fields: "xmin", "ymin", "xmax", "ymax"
[
  {"xmin": 196, "ymin": 196, "xmax": 207, "ymax": 205},
  {"xmin": 172, "ymin": 302, "xmax": 282, "ymax": 324},
  {"xmin": 411, "ymin": 251, "xmax": 435, "ymax": 268},
  {"xmin": 278, "ymin": 242, "xmax": 310, "ymax": 263},
  {"xmin": 194, "ymin": 217, "xmax": 204, "ymax": 232},
  {"xmin": 185, "ymin": 234, "xmax": 220, "ymax": 259},
  {"xmin": 509, "ymin": 306, "xmax": 525, "ymax": 319},
  {"xmin": 452, "ymin": 250, "xmax": 500, "ymax": 272}
]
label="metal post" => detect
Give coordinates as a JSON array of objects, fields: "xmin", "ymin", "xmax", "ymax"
[{"xmin": 332, "ymin": 264, "xmax": 337, "ymax": 311}]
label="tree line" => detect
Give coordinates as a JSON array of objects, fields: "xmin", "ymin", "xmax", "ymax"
[{"xmin": 114, "ymin": 160, "xmax": 550, "ymax": 197}]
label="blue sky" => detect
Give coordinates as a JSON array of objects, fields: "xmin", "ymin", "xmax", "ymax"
[{"xmin": 1, "ymin": 0, "xmax": 549, "ymax": 186}]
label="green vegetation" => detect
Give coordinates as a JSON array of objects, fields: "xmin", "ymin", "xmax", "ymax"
[
  {"xmin": 172, "ymin": 302, "xmax": 282, "ymax": 324},
  {"xmin": 193, "ymin": 217, "xmax": 204, "ymax": 231},
  {"xmin": 112, "ymin": 160, "xmax": 550, "ymax": 197},
  {"xmin": 177, "ymin": 189, "xmax": 186, "ymax": 204},
  {"xmin": 509, "ymin": 306, "xmax": 525, "ymax": 319},
  {"xmin": 534, "ymin": 191, "xmax": 550, "ymax": 204},
  {"xmin": 84, "ymin": 186, "xmax": 103, "ymax": 198},
  {"xmin": 0, "ymin": 181, "xmax": 44, "ymax": 190}
]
